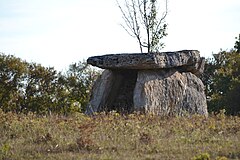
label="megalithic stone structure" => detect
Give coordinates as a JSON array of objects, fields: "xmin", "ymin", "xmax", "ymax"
[{"xmin": 85, "ymin": 50, "xmax": 208, "ymax": 116}]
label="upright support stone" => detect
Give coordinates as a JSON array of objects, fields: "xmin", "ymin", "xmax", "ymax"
[
  {"xmin": 85, "ymin": 70, "xmax": 114, "ymax": 115},
  {"xmin": 134, "ymin": 69, "xmax": 186, "ymax": 115},
  {"xmin": 181, "ymin": 72, "xmax": 208, "ymax": 115},
  {"xmin": 134, "ymin": 70, "xmax": 208, "ymax": 116}
]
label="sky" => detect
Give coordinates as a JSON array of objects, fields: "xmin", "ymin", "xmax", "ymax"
[{"xmin": 0, "ymin": 0, "xmax": 240, "ymax": 71}]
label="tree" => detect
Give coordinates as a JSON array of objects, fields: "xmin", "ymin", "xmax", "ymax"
[
  {"xmin": 23, "ymin": 63, "xmax": 59, "ymax": 114},
  {"xmin": 117, "ymin": 0, "xmax": 168, "ymax": 53},
  {"xmin": 202, "ymin": 35, "xmax": 240, "ymax": 115},
  {"xmin": 234, "ymin": 34, "xmax": 240, "ymax": 53},
  {"xmin": 0, "ymin": 54, "xmax": 28, "ymax": 112},
  {"xmin": 57, "ymin": 62, "xmax": 100, "ymax": 114}
]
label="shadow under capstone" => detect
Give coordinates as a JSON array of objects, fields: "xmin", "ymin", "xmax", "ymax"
[{"xmin": 101, "ymin": 69, "xmax": 138, "ymax": 113}]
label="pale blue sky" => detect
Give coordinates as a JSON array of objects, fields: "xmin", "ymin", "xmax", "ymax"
[{"xmin": 0, "ymin": 0, "xmax": 239, "ymax": 71}]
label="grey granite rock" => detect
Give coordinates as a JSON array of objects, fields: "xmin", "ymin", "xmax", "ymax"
[
  {"xmin": 87, "ymin": 50, "xmax": 204, "ymax": 74},
  {"xmin": 85, "ymin": 50, "xmax": 208, "ymax": 116},
  {"xmin": 85, "ymin": 70, "xmax": 115, "ymax": 115},
  {"xmin": 133, "ymin": 70, "xmax": 208, "ymax": 116}
]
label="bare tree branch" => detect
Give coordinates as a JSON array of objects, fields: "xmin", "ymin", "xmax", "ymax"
[{"xmin": 117, "ymin": 0, "xmax": 168, "ymax": 53}]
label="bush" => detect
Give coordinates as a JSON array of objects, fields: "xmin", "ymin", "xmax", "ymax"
[
  {"xmin": 202, "ymin": 46, "xmax": 240, "ymax": 115},
  {"xmin": 0, "ymin": 53, "xmax": 99, "ymax": 114}
]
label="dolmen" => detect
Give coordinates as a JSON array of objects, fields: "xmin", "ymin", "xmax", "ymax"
[{"xmin": 85, "ymin": 50, "xmax": 208, "ymax": 116}]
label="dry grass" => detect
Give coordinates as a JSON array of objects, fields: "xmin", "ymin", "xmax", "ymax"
[{"xmin": 0, "ymin": 109, "xmax": 240, "ymax": 160}]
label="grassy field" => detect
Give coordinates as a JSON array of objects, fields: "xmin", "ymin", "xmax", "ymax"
[{"xmin": 0, "ymin": 109, "xmax": 240, "ymax": 160}]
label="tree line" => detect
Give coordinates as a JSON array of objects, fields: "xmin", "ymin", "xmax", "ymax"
[
  {"xmin": 0, "ymin": 54, "xmax": 99, "ymax": 115},
  {"xmin": 0, "ymin": 34, "xmax": 239, "ymax": 115}
]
